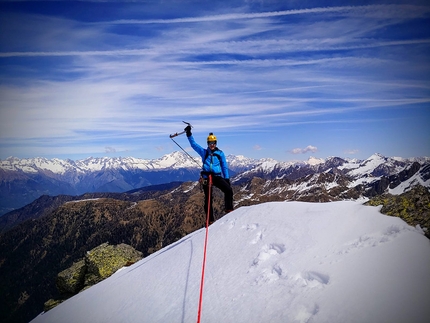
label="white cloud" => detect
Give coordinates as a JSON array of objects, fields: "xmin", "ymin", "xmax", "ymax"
[
  {"xmin": 105, "ymin": 147, "xmax": 117, "ymax": 154},
  {"xmin": 291, "ymin": 145, "xmax": 318, "ymax": 154}
]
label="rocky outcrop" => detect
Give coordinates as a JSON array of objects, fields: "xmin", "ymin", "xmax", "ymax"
[
  {"xmin": 44, "ymin": 243, "xmax": 143, "ymax": 311},
  {"xmin": 84, "ymin": 243, "xmax": 143, "ymax": 286},
  {"xmin": 365, "ymin": 185, "xmax": 430, "ymax": 238},
  {"xmin": 56, "ymin": 260, "xmax": 86, "ymax": 296}
]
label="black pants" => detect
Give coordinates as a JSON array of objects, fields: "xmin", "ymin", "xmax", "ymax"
[{"xmin": 203, "ymin": 175, "xmax": 233, "ymax": 222}]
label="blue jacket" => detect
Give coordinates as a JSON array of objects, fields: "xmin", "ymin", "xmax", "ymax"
[{"xmin": 187, "ymin": 135, "xmax": 229, "ymax": 179}]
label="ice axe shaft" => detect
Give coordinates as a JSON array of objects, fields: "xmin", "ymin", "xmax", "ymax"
[
  {"xmin": 169, "ymin": 121, "xmax": 192, "ymax": 138},
  {"xmin": 169, "ymin": 130, "xmax": 186, "ymax": 138}
]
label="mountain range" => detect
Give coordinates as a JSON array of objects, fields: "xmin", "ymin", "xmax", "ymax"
[
  {"xmin": 0, "ymin": 152, "xmax": 262, "ymax": 215},
  {"xmin": 1, "ymin": 152, "xmax": 429, "ymax": 216}
]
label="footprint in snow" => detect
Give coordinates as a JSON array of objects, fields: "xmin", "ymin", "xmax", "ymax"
[
  {"xmin": 240, "ymin": 223, "xmax": 264, "ymax": 244},
  {"xmin": 227, "ymin": 218, "xmax": 237, "ymax": 229},
  {"xmin": 294, "ymin": 271, "xmax": 330, "ymax": 289},
  {"xmin": 250, "ymin": 231, "xmax": 264, "ymax": 244},
  {"xmin": 254, "ymin": 264, "xmax": 285, "ymax": 285},
  {"xmin": 241, "ymin": 223, "xmax": 259, "ymax": 231},
  {"xmin": 252, "ymin": 243, "xmax": 286, "ymax": 267},
  {"xmin": 292, "ymin": 303, "xmax": 319, "ymax": 323},
  {"xmin": 339, "ymin": 224, "xmax": 415, "ymax": 255}
]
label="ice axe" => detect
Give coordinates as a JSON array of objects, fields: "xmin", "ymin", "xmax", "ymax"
[
  {"xmin": 169, "ymin": 121, "xmax": 192, "ymax": 138},
  {"xmin": 169, "ymin": 121, "xmax": 201, "ymax": 168}
]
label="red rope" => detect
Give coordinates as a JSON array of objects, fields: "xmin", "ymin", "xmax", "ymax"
[{"xmin": 197, "ymin": 174, "xmax": 212, "ymax": 323}]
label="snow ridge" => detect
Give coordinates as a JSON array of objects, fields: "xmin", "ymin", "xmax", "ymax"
[{"xmin": 30, "ymin": 201, "xmax": 430, "ymax": 323}]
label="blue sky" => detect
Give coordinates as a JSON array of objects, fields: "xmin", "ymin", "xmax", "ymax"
[{"xmin": 0, "ymin": 0, "xmax": 429, "ymax": 162}]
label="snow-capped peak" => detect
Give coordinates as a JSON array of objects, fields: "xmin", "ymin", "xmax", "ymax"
[
  {"xmin": 306, "ymin": 156, "xmax": 325, "ymax": 166},
  {"xmin": 345, "ymin": 153, "xmax": 401, "ymax": 178},
  {"xmin": 0, "ymin": 152, "xmax": 203, "ymax": 174},
  {"xmin": 156, "ymin": 151, "xmax": 200, "ymax": 169},
  {"xmin": 1, "ymin": 157, "xmax": 77, "ymax": 174}
]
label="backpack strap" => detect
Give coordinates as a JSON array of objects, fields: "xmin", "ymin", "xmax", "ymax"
[{"xmin": 204, "ymin": 148, "xmax": 222, "ymax": 164}]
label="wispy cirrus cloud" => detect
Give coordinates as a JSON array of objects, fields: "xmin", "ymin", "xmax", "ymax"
[{"xmin": 107, "ymin": 4, "xmax": 430, "ymax": 24}]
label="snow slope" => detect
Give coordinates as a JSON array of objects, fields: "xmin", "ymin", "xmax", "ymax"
[{"xmin": 31, "ymin": 201, "xmax": 430, "ymax": 323}]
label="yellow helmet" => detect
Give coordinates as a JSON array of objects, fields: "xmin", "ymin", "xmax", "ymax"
[{"xmin": 207, "ymin": 132, "xmax": 217, "ymax": 142}]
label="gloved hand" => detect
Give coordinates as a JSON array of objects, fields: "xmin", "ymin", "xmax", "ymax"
[
  {"xmin": 184, "ymin": 125, "xmax": 192, "ymax": 137},
  {"xmin": 225, "ymin": 178, "xmax": 230, "ymax": 186}
]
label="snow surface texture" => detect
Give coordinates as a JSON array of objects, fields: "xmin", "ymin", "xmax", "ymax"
[{"xmin": 31, "ymin": 201, "xmax": 430, "ymax": 323}]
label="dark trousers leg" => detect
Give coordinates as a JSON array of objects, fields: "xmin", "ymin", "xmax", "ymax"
[
  {"xmin": 212, "ymin": 176, "xmax": 234, "ymax": 212},
  {"xmin": 203, "ymin": 176, "xmax": 234, "ymax": 222}
]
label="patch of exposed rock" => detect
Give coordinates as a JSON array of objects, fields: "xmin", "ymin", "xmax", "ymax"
[
  {"xmin": 56, "ymin": 259, "xmax": 86, "ymax": 296},
  {"xmin": 44, "ymin": 243, "xmax": 142, "ymax": 311},
  {"xmin": 365, "ymin": 185, "xmax": 430, "ymax": 239}
]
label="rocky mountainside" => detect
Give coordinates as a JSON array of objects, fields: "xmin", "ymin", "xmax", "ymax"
[
  {"xmin": 0, "ymin": 182, "xmax": 183, "ymax": 234},
  {"xmin": 233, "ymin": 153, "xmax": 430, "ymax": 202}
]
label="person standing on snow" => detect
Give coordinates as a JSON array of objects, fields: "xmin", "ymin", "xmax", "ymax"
[{"xmin": 185, "ymin": 125, "xmax": 233, "ymax": 224}]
